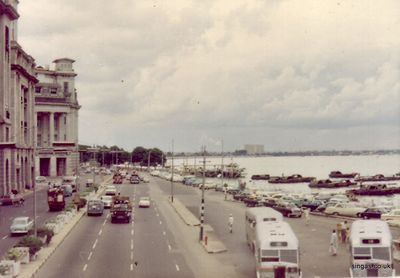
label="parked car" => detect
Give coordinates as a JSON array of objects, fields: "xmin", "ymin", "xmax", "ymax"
[
  {"xmin": 87, "ymin": 200, "xmax": 104, "ymax": 216},
  {"xmin": 273, "ymin": 202, "xmax": 302, "ymax": 217},
  {"xmin": 381, "ymin": 209, "xmax": 400, "ymax": 221},
  {"xmin": 130, "ymin": 176, "xmax": 140, "ymax": 184},
  {"xmin": 105, "ymin": 186, "xmax": 117, "ymax": 196},
  {"xmin": 260, "ymin": 197, "xmax": 280, "ymax": 208},
  {"xmin": 61, "ymin": 184, "xmax": 73, "ymax": 197},
  {"xmin": 138, "ymin": 197, "xmax": 151, "ymax": 208},
  {"xmin": 101, "ymin": 195, "xmax": 113, "ymax": 208},
  {"xmin": 0, "ymin": 194, "xmax": 24, "ymax": 206},
  {"xmin": 360, "ymin": 207, "xmax": 390, "ymax": 219},
  {"xmin": 10, "ymin": 217, "xmax": 33, "ymax": 236},
  {"xmin": 301, "ymin": 200, "xmax": 325, "ymax": 211},
  {"xmin": 324, "ymin": 203, "xmax": 365, "ymax": 217},
  {"xmin": 35, "ymin": 176, "xmax": 47, "ymax": 183}
]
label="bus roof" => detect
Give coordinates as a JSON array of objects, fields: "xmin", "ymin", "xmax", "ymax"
[
  {"xmin": 350, "ymin": 220, "xmax": 392, "ymax": 246},
  {"xmin": 256, "ymin": 221, "xmax": 299, "ymax": 250},
  {"xmin": 246, "ymin": 207, "xmax": 283, "ymax": 222}
]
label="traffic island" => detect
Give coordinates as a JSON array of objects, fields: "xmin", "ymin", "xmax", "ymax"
[
  {"xmin": 169, "ymin": 197, "xmax": 200, "ymax": 226},
  {"xmin": 200, "ymin": 224, "xmax": 227, "ymax": 254}
]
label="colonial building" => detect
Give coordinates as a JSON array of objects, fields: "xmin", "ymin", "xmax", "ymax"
[
  {"xmin": 34, "ymin": 59, "xmax": 80, "ymax": 177},
  {"xmin": 0, "ymin": 0, "xmax": 38, "ymax": 195}
]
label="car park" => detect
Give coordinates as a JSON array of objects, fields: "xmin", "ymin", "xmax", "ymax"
[
  {"xmin": 10, "ymin": 217, "xmax": 33, "ymax": 236},
  {"xmin": 324, "ymin": 203, "xmax": 365, "ymax": 217},
  {"xmin": 101, "ymin": 195, "xmax": 113, "ymax": 208},
  {"xmin": 138, "ymin": 197, "xmax": 151, "ymax": 208}
]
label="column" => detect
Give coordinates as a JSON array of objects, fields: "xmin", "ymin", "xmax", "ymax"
[
  {"xmin": 49, "ymin": 112, "xmax": 54, "ymax": 145},
  {"xmin": 50, "ymin": 156, "xmax": 57, "ymax": 177}
]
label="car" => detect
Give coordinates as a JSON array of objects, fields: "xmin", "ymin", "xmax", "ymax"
[
  {"xmin": 105, "ymin": 186, "xmax": 117, "ymax": 196},
  {"xmin": 86, "ymin": 179, "xmax": 94, "ymax": 187},
  {"xmin": 138, "ymin": 197, "xmax": 151, "ymax": 208},
  {"xmin": 324, "ymin": 203, "xmax": 365, "ymax": 217},
  {"xmin": 199, "ymin": 183, "xmax": 216, "ymax": 190},
  {"xmin": 101, "ymin": 195, "xmax": 113, "ymax": 208},
  {"xmin": 0, "ymin": 194, "xmax": 24, "ymax": 206},
  {"xmin": 130, "ymin": 176, "xmax": 140, "ymax": 184},
  {"xmin": 87, "ymin": 200, "xmax": 104, "ymax": 216},
  {"xmin": 35, "ymin": 176, "xmax": 47, "ymax": 183},
  {"xmin": 360, "ymin": 207, "xmax": 390, "ymax": 219},
  {"xmin": 142, "ymin": 177, "xmax": 150, "ymax": 183},
  {"xmin": 61, "ymin": 184, "xmax": 73, "ymax": 197},
  {"xmin": 10, "ymin": 217, "xmax": 33, "ymax": 236},
  {"xmin": 273, "ymin": 202, "xmax": 302, "ymax": 217},
  {"xmin": 381, "ymin": 209, "xmax": 400, "ymax": 221},
  {"xmin": 301, "ymin": 200, "xmax": 324, "ymax": 211}
]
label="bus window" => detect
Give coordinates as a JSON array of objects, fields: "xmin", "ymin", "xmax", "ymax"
[{"xmin": 373, "ymin": 247, "xmax": 390, "ymax": 261}]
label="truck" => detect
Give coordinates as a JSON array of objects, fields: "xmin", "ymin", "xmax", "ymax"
[
  {"xmin": 113, "ymin": 173, "xmax": 123, "ymax": 184},
  {"xmin": 110, "ymin": 196, "xmax": 132, "ymax": 223},
  {"xmin": 47, "ymin": 187, "xmax": 65, "ymax": 211}
]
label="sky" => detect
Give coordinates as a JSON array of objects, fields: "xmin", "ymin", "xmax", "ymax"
[{"xmin": 17, "ymin": 0, "xmax": 400, "ymax": 152}]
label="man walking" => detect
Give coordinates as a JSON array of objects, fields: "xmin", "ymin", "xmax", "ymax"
[
  {"xmin": 329, "ymin": 229, "xmax": 338, "ymax": 256},
  {"xmin": 341, "ymin": 221, "xmax": 348, "ymax": 243},
  {"xmin": 228, "ymin": 214, "xmax": 234, "ymax": 233},
  {"xmin": 304, "ymin": 208, "xmax": 310, "ymax": 225}
]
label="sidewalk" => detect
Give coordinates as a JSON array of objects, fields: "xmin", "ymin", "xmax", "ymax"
[
  {"xmin": 17, "ymin": 176, "xmax": 112, "ymax": 278},
  {"xmin": 169, "ymin": 197, "xmax": 227, "ymax": 254}
]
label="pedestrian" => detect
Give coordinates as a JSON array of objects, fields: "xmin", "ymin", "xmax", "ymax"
[
  {"xmin": 336, "ymin": 222, "xmax": 343, "ymax": 242},
  {"xmin": 228, "ymin": 214, "xmax": 234, "ymax": 233},
  {"xmin": 329, "ymin": 229, "xmax": 338, "ymax": 256},
  {"xmin": 341, "ymin": 221, "xmax": 348, "ymax": 243},
  {"xmin": 304, "ymin": 208, "xmax": 310, "ymax": 225}
]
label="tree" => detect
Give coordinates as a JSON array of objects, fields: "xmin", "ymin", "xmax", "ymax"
[{"xmin": 132, "ymin": 147, "xmax": 147, "ymax": 163}]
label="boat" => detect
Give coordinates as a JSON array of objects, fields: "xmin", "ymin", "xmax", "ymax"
[
  {"xmin": 329, "ymin": 171, "xmax": 359, "ymax": 179},
  {"xmin": 251, "ymin": 174, "xmax": 270, "ymax": 180},
  {"xmin": 269, "ymin": 174, "xmax": 316, "ymax": 184},
  {"xmin": 309, "ymin": 179, "xmax": 357, "ymax": 188},
  {"xmin": 355, "ymin": 174, "xmax": 400, "ymax": 182},
  {"xmin": 346, "ymin": 184, "xmax": 393, "ymax": 196}
]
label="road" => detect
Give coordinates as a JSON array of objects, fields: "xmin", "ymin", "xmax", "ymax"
[
  {"xmin": 36, "ymin": 178, "xmax": 195, "ymax": 278},
  {"xmin": 0, "ymin": 173, "xmax": 106, "ymax": 258}
]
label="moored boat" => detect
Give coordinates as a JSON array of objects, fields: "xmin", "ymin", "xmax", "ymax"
[
  {"xmin": 269, "ymin": 174, "xmax": 316, "ymax": 184},
  {"xmin": 329, "ymin": 171, "xmax": 359, "ymax": 179},
  {"xmin": 346, "ymin": 184, "xmax": 393, "ymax": 196},
  {"xmin": 309, "ymin": 179, "xmax": 356, "ymax": 188},
  {"xmin": 356, "ymin": 174, "xmax": 400, "ymax": 182},
  {"xmin": 251, "ymin": 174, "xmax": 270, "ymax": 180}
]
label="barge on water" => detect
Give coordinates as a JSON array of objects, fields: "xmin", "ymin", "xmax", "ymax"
[
  {"xmin": 329, "ymin": 171, "xmax": 359, "ymax": 179},
  {"xmin": 356, "ymin": 174, "xmax": 400, "ymax": 182},
  {"xmin": 309, "ymin": 179, "xmax": 356, "ymax": 188},
  {"xmin": 346, "ymin": 184, "xmax": 398, "ymax": 196},
  {"xmin": 269, "ymin": 174, "xmax": 316, "ymax": 184}
]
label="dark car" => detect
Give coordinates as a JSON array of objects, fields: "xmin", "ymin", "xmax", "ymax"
[
  {"xmin": 130, "ymin": 176, "xmax": 140, "ymax": 184},
  {"xmin": 233, "ymin": 192, "xmax": 250, "ymax": 201},
  {"xmin": 273, "ymin": 203, "xmax": 302, "ymax": 217},
  {"xmin": 260, "ymin": 198, "xmax": 280, "ymax": 208},
  {"xmin": 359, "ymin": 207, "xmax": 390, "ymax": 219},
  {"xmin": 301, "ymin": 200, "xmax": 324, "ymax": 211}
]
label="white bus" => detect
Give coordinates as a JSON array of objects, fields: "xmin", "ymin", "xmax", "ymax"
[
  {"xmin": 349, "ymin": 220, "xmax": 395, "ymax": 277},
  {"xmin": 245, "ymin": 207, "xmax": 284, "ymax": 253},
  {"xmin": 254, "ymin": 221, "xmax": 301, "ymax": 278}
]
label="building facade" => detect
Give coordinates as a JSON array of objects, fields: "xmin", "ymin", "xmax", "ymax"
[
  {"xmin": 0, "ymin": 0, "xmax": 38, "ymax": 195},
  {"xmin": 244, "ymin": 144, "xmax": 264, "ymax": 155},
  {"xmin": 35, "ymin": 58, "xmax": 80, "ymax": 177}
]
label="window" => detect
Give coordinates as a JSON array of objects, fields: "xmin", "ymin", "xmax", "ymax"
[
  {"xmin": 280, "ymin": 250, "xmax": 298, "ymax": 264},
  {"xmin": 35, "ymin": 87, "xmax": 41, "ymax": 93},
  {"xmin": 5, "ymin": 127, "xmax": 9, "ymax": 141},
  {"xmin": 5, "ymin": 26, "xmax": 9, "ymax": 52},
  {"xmin": 63, "ymin": 82, "xmax": 69, "ymax": 93},
  {"xmin": 373, "ymin": 247, "xmax": 390, "ymax": 261},
  {"xmin": 50, "ymin": 88, "xmax": 57, "ymax": 94},
  {"xmin": 64, "ymin": 115, "xmax": 67, "ymax": 125}
]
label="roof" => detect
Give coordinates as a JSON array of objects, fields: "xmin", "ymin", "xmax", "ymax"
[
  {"xmin": 13, "ymin": 216, "xmax": 29, "ymax": 221},
  {"xmin": 256, "ymin": 221, "xmax": 299, "ymax": 249},
  {"xmin": 350, "ymin": 220, "xmax": 392, "ymax": 246},
  {"xmin": 246, "ymin": 207, "xmax": 283, "ymax": 222},
  {"xmin": 53, "ymin": 58, "xmax": 75, "ymax": 63}
]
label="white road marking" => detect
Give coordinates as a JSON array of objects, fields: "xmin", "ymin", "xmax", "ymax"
[
  {"xmin": 131, "ymin": 239, "xmax": 134, "ymax": 250},
  {"xmin": 156, "ymin": 213, "xmax": 159, "ymax": 217},
  {"xmin": 159, "ymin": 221, "xmax": 162, "ymax": 225},
  {"xmin": 98, "ymin": 229, "xmax": 102, "ymax": 236},
  {"xmin": 130, "ymin": 264, "xmax": 133, "ymax": 271},
  {"xmin": 83, "ymin": 264, "xmax": 88, "ymax": 271},
  {"xmin": 92, "ymin": 239, "xmax": 98, "ymax": 249},
  {"xmin": 175, "ymin": 264, "xmax": 180, "ymax": 271},
  {"xmin": 131, "ymin": 230, "xmax": 134, "ymax": 236},
  {"xmin": 88, "ymin": 252, "xmax": 93, "ymax": 260},
  {"xmin": 131, "ymin": 251, "xmax": 133, "ymax": 260},
  {"xmin": 163, "ymin": 231, "xmax": 166, "ymax": 236},
  {"xmin": 2, "ymin": 235, "xmax": 8, "ymax": 240},
  {"xmin": 168, "ymin": 244, "xmax": 172, "ymax": 251}
]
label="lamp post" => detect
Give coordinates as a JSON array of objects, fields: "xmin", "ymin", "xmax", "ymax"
[
  {"xmin": 147, "ymin": 149, "xmax": 152, "ymax": 172},
  {"xmin": 170, "ymin": 140, "xmax": 174, "ymax": 202},
  {"xmin": 199, "ymin": 146, "xmax": 206, "ymax": 241},
  {"xmin": 221, "ymin": 139, "xmax": 226, "ymax": 200}
]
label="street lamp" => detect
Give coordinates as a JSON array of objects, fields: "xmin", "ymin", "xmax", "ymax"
[
  {"xmin": 171, "ymin": 139, "xmax": 174, "ymax": 203},
  {"xmin": 147, "ymin": 149, "xmax": 152, "ymax": 172},
  {"xmin": 199, "ymin": 146, "xmax": 206, "ymax": 241}
]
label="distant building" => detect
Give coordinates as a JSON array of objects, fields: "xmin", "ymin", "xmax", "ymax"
[
  {"xmin": 244, "ymin": 144, "xmax": 264, "ymax": 155},
  {"xmin": 0, "ymin": 0, "xmax": 38, "ymax": 195},
  {"xmin": 34, "ymin": 58, "xmax": 81, "ymax": 177}
]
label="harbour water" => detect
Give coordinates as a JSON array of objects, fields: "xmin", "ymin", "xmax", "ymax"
[{"xmin": 171, "ymin": 154, "xmax": 400, "ymax": 206}]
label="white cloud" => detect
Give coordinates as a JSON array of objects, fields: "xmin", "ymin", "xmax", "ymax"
[{"xmin": 17, "ymin": 0, "xmax": 400, "ymax": 151}]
